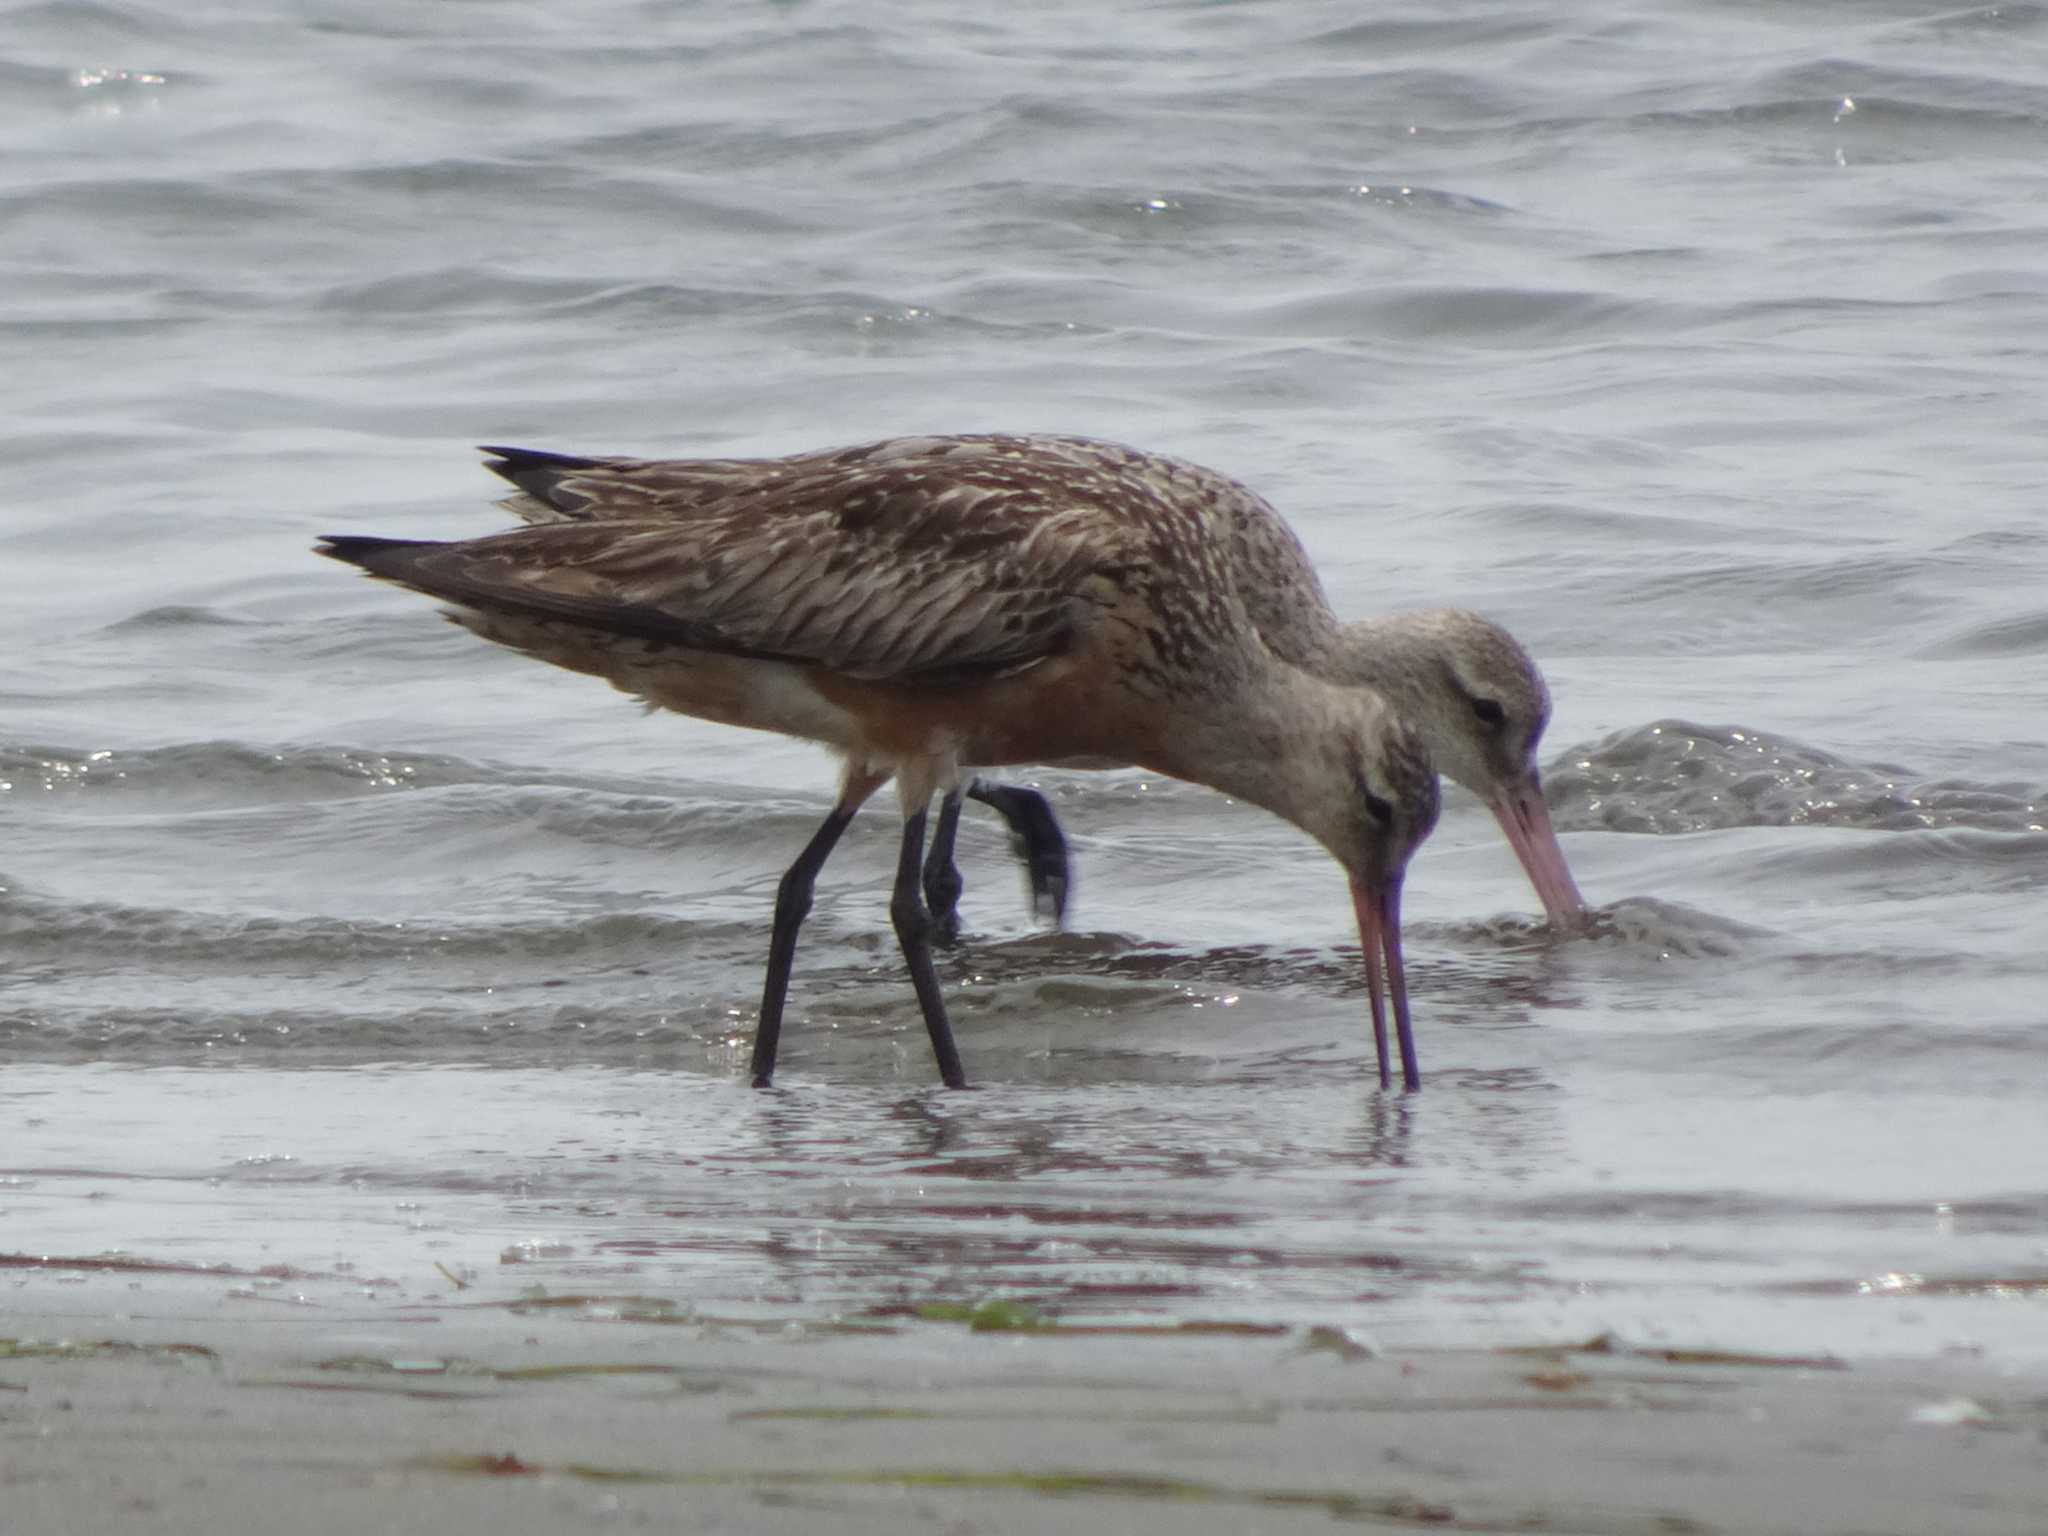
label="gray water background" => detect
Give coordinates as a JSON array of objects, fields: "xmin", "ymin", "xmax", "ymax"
[{"xmin": 4, "ymin": 0, "xmax": 2046, "ymax": 1359}]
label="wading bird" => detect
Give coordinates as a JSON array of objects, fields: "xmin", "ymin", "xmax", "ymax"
[
  {"xmin": 464, "ymin": 438, "xmax": 1584, "ymax": 940},
  {"xmin": 321, "ymin": 435, "xmax": 1459, "ymax": 1088}
]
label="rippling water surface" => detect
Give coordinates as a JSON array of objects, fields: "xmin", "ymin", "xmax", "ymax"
[{"xmin": 5, "ymin": 0, "xmax": 2047, "ymax": 1364}]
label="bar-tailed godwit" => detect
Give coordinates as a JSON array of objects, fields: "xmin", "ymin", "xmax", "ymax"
[
  {"xmin": 321, "ymin": 434, "xmax": 1460, "ymax": 1088},
  {"xmin": 467, "ymin": 437, "xmax": 1584, "ymax": 938}
]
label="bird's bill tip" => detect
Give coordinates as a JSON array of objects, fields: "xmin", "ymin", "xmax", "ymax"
[
  {"xmin": 1350, "ymin": 875, "xmax": 1419, "ymax": 1091},
  {"xmin": 1489, "ymin": 777, "xmax": 1587, "ymax": 930}
]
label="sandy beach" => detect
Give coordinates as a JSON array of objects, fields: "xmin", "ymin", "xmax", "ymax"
[{"xmin": 6, "ymin": 1251, "xmax": 2046, "ymax": 1536}]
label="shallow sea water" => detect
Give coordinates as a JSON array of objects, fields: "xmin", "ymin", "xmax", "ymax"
[{"xmin": 5, "ymin": 0, "xmax": 2048, "ymax": 1368}]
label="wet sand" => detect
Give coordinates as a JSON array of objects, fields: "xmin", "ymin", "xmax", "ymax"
[{"xmin": 5, "ymin": 1259, "xmax": 2046, "ymax": 1536}]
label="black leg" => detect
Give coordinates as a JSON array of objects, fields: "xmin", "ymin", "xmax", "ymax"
[
  {"xmin": 890, "ymin": 807, "xmax": 969, "ymax": 1089},
  {"xmin": 966, "ymin": 782, "xmax": 1071, "ymax": 927},
  {"xmin": 921, "ymin": 787, "xmax": 967, "ymax": 948},
  {"xmin": 750, "ymin": 805, "xmax": 858, "ymax": 1089}
]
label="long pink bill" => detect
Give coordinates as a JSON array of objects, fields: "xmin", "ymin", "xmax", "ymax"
[
  {"xmin": 1351, "ymin": 877, "xmax": 1419, "ymax": 1091},
  {"xmin": 1489, "ymin": 774, "xmax": 1586, "ymax": 930}
]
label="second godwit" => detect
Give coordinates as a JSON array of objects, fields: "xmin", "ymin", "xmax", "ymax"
[
  {"xmin": 319, "ymin": 434, "xmax": 1450, "ymax": 1089},
  {"xmin": 470, "ymin": 437, "xmax": 1585, "ymax": 938}
]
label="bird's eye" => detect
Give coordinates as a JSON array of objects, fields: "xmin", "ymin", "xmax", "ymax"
[
  {"xmin": 1472, "ymin": 697, "xmax": 1507, "ymax": 727},
  {"xmin": 1363, "ymin": 790, "xmax": 1394, "ymax": 826}
]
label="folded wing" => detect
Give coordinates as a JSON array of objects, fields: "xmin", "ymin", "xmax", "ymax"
[{"xmin": 321, "ymin": 466, "xmax": 1121, "ymax": 685}]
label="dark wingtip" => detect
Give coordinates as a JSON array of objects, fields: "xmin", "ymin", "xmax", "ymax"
[
  {"xmin": 315, "ymin": 534, "xmax": 433, "ymax": 575},
  {"xmin": 478, "ymin": 444, "xmax": 606, "ymax": 492}
]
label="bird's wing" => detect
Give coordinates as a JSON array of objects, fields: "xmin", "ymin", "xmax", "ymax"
[
  {"xmin": 482, "ymin": 442, "xmax": 950, "ymax": 522},
  {"xmin": 327, "ymin": 459, "xmax": 1136, "ymax": 683},
  {"xmin": 481, "ymin": 435, "xmax": 1160, "ymax": 523}
]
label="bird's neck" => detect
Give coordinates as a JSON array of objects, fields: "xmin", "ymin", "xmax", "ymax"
[
  {"xmin": 1247, "ymin": 607, "xmax": 1456, "ymax": 724},
  {"xmin": 1327, "ymin": 613, "xmax": 1443, "ymax": 703},
  {"xmin": 1137, "ymin": 659, "xmax": 1367, "ymax": 856}
]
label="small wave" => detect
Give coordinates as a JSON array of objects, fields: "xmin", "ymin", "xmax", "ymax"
[
  {"xmin": 1739, "ymin": 825, "xmax": 2048, "ymax": 897},
  {"xmin": 769, "ymin": 290, "xmax": 1095, "ymax": 346},
  {"xmin": 304, "ymin": 272, "xmax": 865, "ymax": 326},
  {"xmin": 0, "ymin": 314, "xmax": 200, "ymax": 341},
  {"xmin": 551, "ymin": 100, "xmax": 1028, "ymax": 183},
  {"xmin": 0, "ymin": 739, "xmax": 478, "ymax": 801},
  {"xmin": 1595, "ymin": 554, "xmax": 1940, "ymax": 652},
  {"xmin": 0, "ymin": 737, "xmax": 766, "ymax": 811},
  {"xmin": 1338, "ymin": 181, "xmax": 1512, "ymax": 215},
  {"xmin": 0, "ymin": 883, "xmax": 751, "ymax": 967},
  {"xmin": 100, "ymin": 605, "xmax": 257, "ymax": 632},
  {"xmin": 6, "ymin": 1, "xmax": 178, "ymax": 45},
  {"xmin": 966, "ymin": 935, "xmax": 1346, "ymax": 996},
  {"xmin": 0, "ymin": 176, "xmax": 290, "ymax": 229},
  {"xmin": 1755, "ymin": 56, "xmax": 2048, "ymax": 125},
  {"xmin": 1548, "ymin": 720, "xmax": 2045, "ymax": 835},
  {"xmin": 1304, "ymin": 15, "xmax": 1550, "ymax": 55},
  {"xmin": 1443, "ymin": 897, "xmax": 1765, "ymax": 959},
  {"xmin": 1285, "ymin": 285, "xmax": 1681, "ymax": 348},
  {"xmin": 262, "ymin": 159, "xmax": 812, "ymax": 241},
  {"xmin": 344, "ymin": 781, "xmax": 849, "ymax": 861},
  {"xmin": 308, "ymin": 267, "xmax": 648, "ymax": 318},
  {"xmin": 1918, "ymin": 609, "xmax": 2048, "ymax": 659},
  {"xmin": 1612, "ymin": 81, "xmax": 2048, "ymax": 155}
]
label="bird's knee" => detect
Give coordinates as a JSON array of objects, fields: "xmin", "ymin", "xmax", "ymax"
[
  {"xmin": 890, "ymin": 890, "xmax": 933, "ymax": 947},
  {"xmin": 923, "ymin": 863, "xmax": 963, "ymax": 911}
]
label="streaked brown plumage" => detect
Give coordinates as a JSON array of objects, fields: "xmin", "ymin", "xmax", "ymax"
[
  {"xmin": 474, "ymin": 434, "xmax": 1586, "ymax": 928},
  {"xmin": 319, "ymin": 434, "xmax": 1453, "ymax": 1089}
]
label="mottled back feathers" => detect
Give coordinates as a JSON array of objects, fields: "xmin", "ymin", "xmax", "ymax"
[{"xmin": 331, "ymin": 435, "xmax": 1339, "ymax": 690}]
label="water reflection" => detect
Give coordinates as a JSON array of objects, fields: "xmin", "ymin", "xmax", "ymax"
[{"xmin": 567, "ymin": 1057, "xmax": 1584, "ymax": 1325}]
